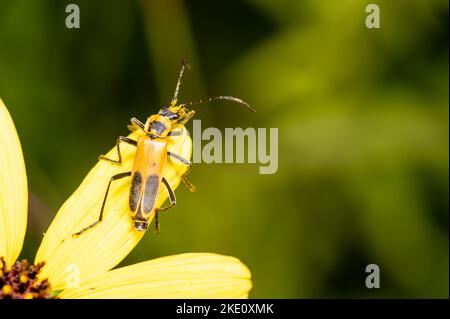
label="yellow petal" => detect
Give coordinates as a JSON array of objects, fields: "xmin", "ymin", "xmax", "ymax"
[
  {"xmin": 35, "ymin": 124, "xmax": 191, "ymax": 290},
  {"xmin": 0, "ymin": 98, "xmax": 28, "ymax": 268},
  {"xmin": 59, "ymin": 253, "xmax": 252, "ymax": 299}
]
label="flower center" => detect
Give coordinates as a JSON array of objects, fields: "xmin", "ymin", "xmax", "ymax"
[{"xmin": 0, "ymin": 257, "xmax": 56, "ymax": 299}]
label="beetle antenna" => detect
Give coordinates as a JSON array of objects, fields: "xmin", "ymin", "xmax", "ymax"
[
  {"xmin": 171, "ymin": 58, "xmax": 190, "ymax": 106},
  {"xmin": 183, "ymin": 95, "xmax": 256, "ymax": 112},
  {"xmin": 182, "ymin": 96, "xmax": 255, "ymax": 112}
]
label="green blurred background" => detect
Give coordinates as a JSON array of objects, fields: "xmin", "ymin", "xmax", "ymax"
[{"xmin": 0, "ymin": 0, "xmax": 448, "ymax": 298}]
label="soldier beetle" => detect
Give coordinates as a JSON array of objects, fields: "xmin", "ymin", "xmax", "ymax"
[{"xmin": 73, "ymin": 59, "xmax": 254, "ymax": 237}]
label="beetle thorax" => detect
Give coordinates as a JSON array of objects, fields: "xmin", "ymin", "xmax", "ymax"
[{"xmin": 144, "ymin": 115, "xmax": 172, "ymax": 138}]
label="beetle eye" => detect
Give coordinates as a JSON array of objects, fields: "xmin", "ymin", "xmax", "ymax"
[{"xmin": 160, "ymin": 108, "xmax": 179, "ymax": 120}]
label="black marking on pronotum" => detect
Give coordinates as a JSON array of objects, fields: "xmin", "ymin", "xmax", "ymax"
[
  {"xmin": 150, "ymin": 121, "xmax": 167, "ymax": 135},
  {"xmin": 143, "ymin": 174, "xmax": 159, "ymax": 213},
  {"xmin": 129, "ymin": 172, "xmax": 142, "ymax": 212}
]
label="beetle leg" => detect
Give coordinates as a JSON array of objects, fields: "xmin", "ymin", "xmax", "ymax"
[
  {"xmin": 155, "ymin": 211, "xmax": 160, "ymax": 235},
  {"xmin": 178, "ymin": 110, "xmax": 196, "ymax": 126},
  {"xmin": 127, "ymin": 117, "xmax": 145, "ymax": 132},
  {"xmin": 72, "ymin": 171, "xmax": 132, "ymax": 237},
  {"xmin": 99, "ymin": 136, "xmax": 137, "ymax": 164},
  {"xmin": 181, "ymin": 177, "xmax": 196, "ymax": 192},
  {"xmin": 167, "ymin": 128, "xmax": 184, "ymax": 136},
  {"xmin": 167, "ymin": 151, "xmax": 196, "ymax": 192},
  {"xmin": 158, "ymin": 177, "xmax": 177, "ymax": 211},
  {"xmin": 154, "ymin": 177, "xmax": 177, "ymax": 234}
]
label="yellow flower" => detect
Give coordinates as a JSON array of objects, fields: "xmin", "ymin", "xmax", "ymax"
[{"xmin": 0, "ymin": 98, "xmax": 252, "ymax": 299}]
